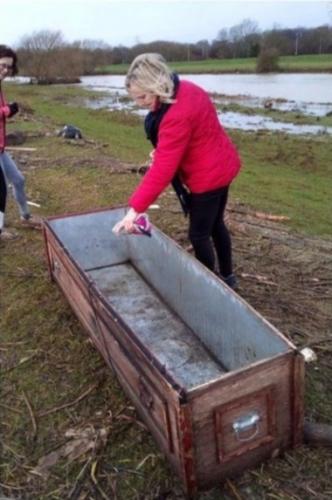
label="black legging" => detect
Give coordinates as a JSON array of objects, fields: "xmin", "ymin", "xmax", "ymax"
[
  {"xmin": 0, "ymin": 164, "xmax": 7, "ymax": 233},
  {"xmin": 188, "ymin": 185, "xmax": 232, "ymax": 278}
]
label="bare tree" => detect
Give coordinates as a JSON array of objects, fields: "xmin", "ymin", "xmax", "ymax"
[
  {"xmin": 215, "ymin": 19, "xmax": 260, "ymax": 58},
  {"xmin": 72, "ymin": 39, "xmax": 112, "ymax": 74},
  {"xmin": 20, "ymin": 30, "xmax": 65, "ymax": 52},
  {"xmin": 228, "ymin": 18, "xmax": 259, "ymax": 43},
  {"xmin": 18, "ymin": 30, "xmax": 82, "ymax": 82}
]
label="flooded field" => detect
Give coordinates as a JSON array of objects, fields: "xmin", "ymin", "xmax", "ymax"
[{"xmin": 80, "ymin": 73, "xmax": 332, "ymax": 135}]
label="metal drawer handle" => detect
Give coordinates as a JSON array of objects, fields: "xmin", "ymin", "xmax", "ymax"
[{"xmin": 232, "ymin": 412, "xmax": 260, "ymax": 442}]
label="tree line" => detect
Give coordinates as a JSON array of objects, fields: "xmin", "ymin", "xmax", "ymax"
[{"xmin": 14, "ymin": 19, "xmax": 332, "ymax": 82}]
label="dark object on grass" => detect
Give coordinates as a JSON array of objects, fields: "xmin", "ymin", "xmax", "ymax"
[
  {"xmin": 8, "ymin": 102, "xmax": 19, "ymax": 117},
  {"xmin": 304, "ymin": 421, "xmax": 332, "ymax": 447},
  {"xmin": 6, "ymin": 130, "xmax": 26, "ymax": 146},
  {"xmin": 58, "ymin": 125, "xmax": 82, "ymax": 140}
]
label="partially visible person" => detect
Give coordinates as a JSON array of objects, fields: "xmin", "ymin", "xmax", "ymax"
[
  {"xmin": 0, "ymin": 162, "xmax": 8, "ymax": 237},
  {"xmin": 113, "ymin": 53, "xmax": 241, "ymax": 288},
  {"xmin": 0, "ymin": 44, "xmax": 41, "ymax": 239}
]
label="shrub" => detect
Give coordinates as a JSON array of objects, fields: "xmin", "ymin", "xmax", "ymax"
[{"xmin": 256, "ymin": 47, "xmax": 280, "ymax": 73}]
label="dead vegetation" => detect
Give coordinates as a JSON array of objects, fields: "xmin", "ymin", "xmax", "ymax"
[{"xmin": 1, "ymin": 136, "xmax": 332, "ymax": 499}]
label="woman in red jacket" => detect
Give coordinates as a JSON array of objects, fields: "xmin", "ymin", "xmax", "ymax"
[
  {"xmin": 113, "ymin": 53, "xmax": 241, "ymax": 288},
  {"xmin": 0, "ymin": 45, "xmax": 40, "ymax": 240}
]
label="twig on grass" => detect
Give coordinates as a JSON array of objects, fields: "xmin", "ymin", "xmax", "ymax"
[
  {"xmin": 91, "ymin": 479, "xmax": 112, "ymax": 500},
  {"xmin": 0, "ymin": 403, "xmax": 23, "ymax": 414},
  {"xmin": 2, "ymin": 441, "xmax": 26, "ymax": 460},
  {"xmin": 0, "ymin": 341, "xmax": 29, "ymax": 347},
  {"xmin": 37, "ymin": 382, "xmax": 99, "ymax": 418},
  {"xmin": 0, "ymin": 480, "xmax": 25, "ymax": 490},
  {"xmin": 2, "ymin": 352, "xmax": 39, "ymax": 374},
  {"xmin": 0, "ymin": 270, "xmax": 42, "ymax": 279},
  {"xmin": 226, "ymin": 478, "xmax": 243, "ymax": 500},
  {"xmin": 68, "ymin": 456, "xmax": 92, "ymax": 499},
  {"xmin": 89, "ymin": 467, "xmax": 114, "ymax": 500},
  {"xmin": 22, "ymin": 390, "xmax": 38, "ymax": 439},
  {"xmin": 240, "ymin": 272, "xmax": 277, "ymax": 286}
]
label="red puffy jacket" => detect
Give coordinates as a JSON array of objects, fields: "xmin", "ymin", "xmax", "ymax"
[
  {"xmin": 129, "ymin": 79, "xmax": 241, "ymax": 213},
  {"xmin": 0, "ymin": 84, "xmax": 10, "ymax": 152}
]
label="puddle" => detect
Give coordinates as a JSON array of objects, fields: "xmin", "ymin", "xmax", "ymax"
[
  {"xmin": 79, "ymin": 74, "xmax": 332, "ymax": 136},
  {"xmin": 214, "ymin": 95, "xmax": 332, "ymax": 117},
  {"xmin": 84, "ymin": 94, "xmax": 332, "ymax": 136},
  {"xmin": 218, "ymin": 111, "xmax": 332, "ymax": 135},
  {"xmin": 12, "ymin": 74, "xmax": 332, "ymax": 135}
]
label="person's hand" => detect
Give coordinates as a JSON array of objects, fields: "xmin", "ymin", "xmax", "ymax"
[
  {"xmin": 8, "ymin": 102, "xmax": 19, "ymax": 117},
  {"xmin": 149, "ymin": 149, "xmax": 155, "ymax": 164},
  {"xmin": 112, "ymin": 208, "xmax": 138, "ymax": 235}
]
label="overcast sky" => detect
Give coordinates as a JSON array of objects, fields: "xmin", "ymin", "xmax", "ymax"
[{"xmin": 2, "ymin": 0, "xmax": 332, "ymax": 47}]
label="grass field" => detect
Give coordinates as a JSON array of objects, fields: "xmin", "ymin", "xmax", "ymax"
[
  {"xmin": 1, "ymin": 82, "xmax": 332, "ymax": 499},
  {"xmin": 96, "ymin": 53, "xmax": 332, "ymax": 74}
]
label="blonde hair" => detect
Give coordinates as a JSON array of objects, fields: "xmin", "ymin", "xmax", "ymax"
[{"xmin": 125, "ymin": 53, "xmax": 175, "ymax": 104}]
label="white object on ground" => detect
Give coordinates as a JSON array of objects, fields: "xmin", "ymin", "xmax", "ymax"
[
  {"xmin": 27, "ymin": 201, "xmax": 41, "ymax": 208},
  {"xmin": 300, "ymin": 347, "xmax": 317, "ymax": 363}
]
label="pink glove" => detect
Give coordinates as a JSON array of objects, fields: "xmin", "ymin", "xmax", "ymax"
[
  {"xmin": 112, "ymin": 209, "xmax": 151, "ymax": 237},
  {"xmin": 133, "ymin": 213, "xmax": 152, "ymax": 237}
]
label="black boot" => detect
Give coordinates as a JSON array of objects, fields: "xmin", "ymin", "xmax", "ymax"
[{"xmin": 222, "ymin": 273, "xmax": 237, "ymax": 289}]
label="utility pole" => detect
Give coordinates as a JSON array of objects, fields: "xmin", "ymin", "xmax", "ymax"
[
  {"xmin": 295, "ymin": 32, "xmax": 300, "ymax": 56},
  {"xmin": 187, "ymin": 44, "xmax": 191, "ymax": 62}
]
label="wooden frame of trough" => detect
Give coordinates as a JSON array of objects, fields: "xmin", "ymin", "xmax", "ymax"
[{"xmin": 43, "ymin": 206, "xmax": 304, "ymax": 497}]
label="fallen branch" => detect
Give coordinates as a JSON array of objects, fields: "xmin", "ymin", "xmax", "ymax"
[
  {"xmin": 254, "ymin": 211, "xmax": 290, "ymax": 222},
  {"xmin": 240, "ymin": 272, "xmax": 277, "ymax": 286},
  {"xmin": 6, "ymin": 146, "xmax": 37, "ymax": 152},
  {"xmin": 228, "ymin": 206, "xmax": 290, "ymax": 221}
]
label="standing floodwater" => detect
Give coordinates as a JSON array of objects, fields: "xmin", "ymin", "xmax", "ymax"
[{"xmin": 80, "ymin": 73, "xmax": 332, "ymax": 135}]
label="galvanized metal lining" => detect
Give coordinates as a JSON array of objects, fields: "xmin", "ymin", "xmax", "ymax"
[{"xmin": 48, "ymin": 208, "xmax": 291, "ymax": 387}]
